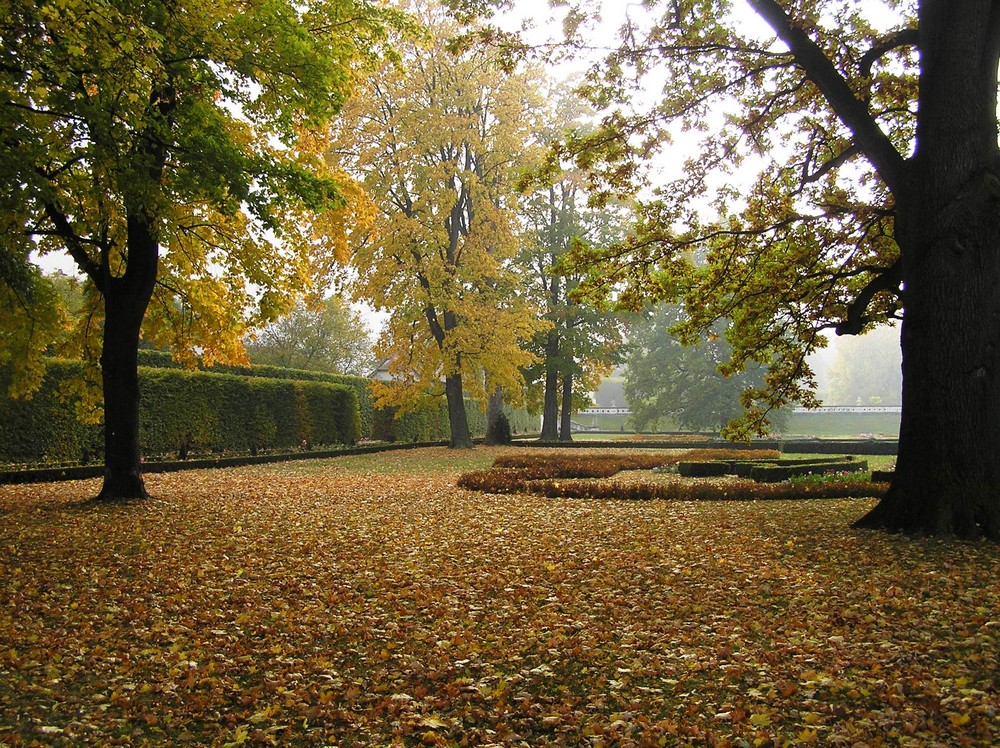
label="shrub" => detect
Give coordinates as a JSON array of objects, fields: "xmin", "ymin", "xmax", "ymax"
[
  {"xmin": 749, "ymin": 456, "xmax": 867, "ymax": 483},
  {"xmin": 457, "ymin": 448, "xmax": 884, "ymax": 502},
  {"xmin": 486, "ymin": 413, "xmax": 512, "ymax": 445},
  {"xmin": 1, "ymin": 362, "xmax": 359, "ymax": 464}
]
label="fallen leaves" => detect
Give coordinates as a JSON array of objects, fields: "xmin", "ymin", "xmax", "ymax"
[{"xmin": 0, "ymin": 446, "xmax": 996, "ymax": 746}]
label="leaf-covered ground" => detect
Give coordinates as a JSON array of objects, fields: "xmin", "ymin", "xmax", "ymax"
[{"xmin": 1, "ymin": 447, "xmax": 997, "ymax": 747}]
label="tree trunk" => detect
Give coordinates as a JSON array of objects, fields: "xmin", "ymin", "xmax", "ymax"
[
  {"xmin": 97, "ymin": 287, "xmax": 149, "ymax": 500},
  {"xmin": 445, "ymin": 372, "xmax": 474, "ymax": 449},
  {"xmin": 540, "ymin": 328, "xmax": 560, "ymax": 441},
  {"xmin": 854, "ymin": 3, "xmax": 1000, "ymax": 539},
  {"xmin": 95, "ymin": 217, "xmax": 159, "ymax": 500},
  {"xmin": 854, "ymin": 189, "xmax": 1000, "ymax": 539},
  {"xmin": 559, "ymin": 371, "xmax": 574, "ymax": 442},
  {"xmin": 484, "ymin": 386, "xmax": 507, "ymax": 445}
]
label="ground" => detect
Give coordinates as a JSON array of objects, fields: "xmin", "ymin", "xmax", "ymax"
[{"xmin": 0, "ymin": 446, "xmax": 996, "ymax": 747}]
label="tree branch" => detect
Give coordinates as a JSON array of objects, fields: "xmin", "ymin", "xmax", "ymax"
[
  {"xmin": 40, "ymin": 200, "xmax": 103, "ymax": 283},
  {"xmin": 747, "ymin": 0, "xmax": 907, "ymax": 194},
  {"xmin": 835, "ymin": 258, "xmax": 902, "ymax": 336},
  {"xmin": 859, "ymin": 28, "xmax": 919, "ymax": 78}
]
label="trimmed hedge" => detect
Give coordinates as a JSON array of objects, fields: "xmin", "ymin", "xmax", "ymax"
[
  {"xmin": 457, "ymin": 452, "xmax": 886, "ymax": 502},
  {"xmin": 0, "ymin": 362, "xmax": 102, "ymax": 464},
  {"xmin": 135, "ymin": 349, "xmax": 535, "ymax": 443},
  {"xmin": 140, "ymin": 368, "xmax": 359, "ymax": 457},
  {"xmin": 677, "ymin": 455, "xmax": 868, "ymax": 483},
  {"xmin": 750, "ymin": 456, "xmax": 867, "ymax": 483},
  {"xmin": 2, "ymin": 355, "xmax": 535, "ymax": 464},
  {"xmin": 0, "ymin": 361, "xmax": 359, "ymax": 464},
  {"xmin": 136, "ymin": 349, "xmax": 375, "ymax": 440}
]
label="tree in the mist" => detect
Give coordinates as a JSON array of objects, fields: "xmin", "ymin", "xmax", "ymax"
[
  {"xmin": 826, "ymin": 325, "xmax": 902, "ymax": 406},
  {"xmin": 521, "ymin": 186, "xmax": 630, "ymax": 441},
  {"xmin": 559, "ymin": 1, "xmax": 1000, "ymax": 538},
  {"xmin": 246, "ymin": 297, "xmax": 375, "ymax": 376},
  {"xmin": 519, "ymin": 85, "xmax": 629, "ymax": 441},
  {"xmin": 625, "ymin": 305, "xmax": 786, "ymax": 433},
  {"xmin": 333, "ymin": 3, "xmax": 544, "ymax": 448},
  {"xmin": 1, "ymin": 0, "xmax": 401, "ymax": 498}
]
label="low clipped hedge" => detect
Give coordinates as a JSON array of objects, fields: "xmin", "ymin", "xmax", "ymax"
[
  {"xmin": 462, "ymin": 475, "xmax": 885, "ymax": 502},
  {"xmin": 457, "ymin": 449, "xmax": 885, "ymax": 502},
  {"xmin": 678, "ymin": 455, "xmax": 868, "ymax": 483},
  {"xmin": 750, "ymin": 456, "xmax": 867, "ymax": 482}
]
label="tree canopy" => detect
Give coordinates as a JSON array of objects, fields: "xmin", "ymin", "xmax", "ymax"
[
  {"xmin": 1, "ymin": 0, "xmax": 405, "ymax": 496},
  {"xmin": 332, "ymin": 1, "xmax": 545, "ymax": 447},
  {"xmin": 245, "ymin": 297, "xmax": 376, "ymax": 376},
  {"xmin": 546, "ymin": 0, "xmax": 1000, "ymax": 538}
]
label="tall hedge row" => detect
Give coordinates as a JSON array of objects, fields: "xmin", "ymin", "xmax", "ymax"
[
  {"xmin": 0, "ymin": 362, "xmax": 103, "ymax": 464},
  {"xmin": 1, "ymin": 354, "xmax": 537, "ymax": 464},
  {"xmin": 139, "ymin": 369, "xmax": 359, "ymax": 457},
  {"xmin": 135, "ymin": 349, "xmax": 375, "ymax": 439},
  {"xmin": 135, "ymin": 349, "xmax": 536, "ymax": 443},
  {"xmin": 0, "ymin": 361, "xmax": 359, "ymax": 464}
]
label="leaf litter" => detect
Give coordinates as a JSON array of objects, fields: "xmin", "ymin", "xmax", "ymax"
[{"xmin": 0, "ymin": 446, "xmax": 996, "ymax": 747}]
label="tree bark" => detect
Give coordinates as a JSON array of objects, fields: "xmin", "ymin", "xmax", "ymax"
[
  {"xmin": 95, "ymin": 216, "xmax": 159, "ymax": 500},
  {"xmin": 853, "ymin": 1, "xmax": 1000, "ymax": 539},
  {"xmin": 855, "ymin": 186, "xmax": 1000, "ymax": 538},
  {"xmin": 97, "ymin": 288, "xmax": 149, "ymax": 500},
  {"xmin": 445, "ymin": 372, "xmax": 474, "ymax": 449},
  {"xmin": 559, "ymin": 370, "xmax": 574, "ymax": 442},
  {"xmin": 540, "ymin": 328, "xmax": 561, "ymax": 441}
]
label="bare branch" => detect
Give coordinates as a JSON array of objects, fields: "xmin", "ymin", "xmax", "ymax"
[
  {"xmin": 835, "ymin": 258, "xmax": 902, "ymax": 336},
  {"xmin": 859, "ymin": 28, "xmax": 919, "ymax": 78}
]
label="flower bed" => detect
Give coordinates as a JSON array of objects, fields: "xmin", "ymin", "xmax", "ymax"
[{"xmin": 457, "ymin": 449, "xmax": 885, "ymax": 501}]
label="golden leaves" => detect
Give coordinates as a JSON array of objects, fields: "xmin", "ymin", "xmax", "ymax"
[{"xmin": 0, "ymin": 446, "xmax": 996, "ymax": 746}]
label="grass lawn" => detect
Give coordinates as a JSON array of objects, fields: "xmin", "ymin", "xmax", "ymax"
[{"xmin": 0, "ymin": 446, "xmax": 996, "ymax": 747}]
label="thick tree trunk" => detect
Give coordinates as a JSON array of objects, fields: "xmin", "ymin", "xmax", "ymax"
[
  {"xmin": 97, "ymin": 288, "xmax": 148, "ymax": 500},
  {"xmin": 559, "ymin": 371, "xmax": 574, "ymax": 442},
  {"xmin": 445, "ymin": 372, "xmax": 474, "ymax": 449},
  {"xmin": 540, "ymin": 328, "xmax": 560, "ymax": 441},
  {"xmin": 95, "ymin": 217, "xmax": 158, "ymax": 500},
  {"xmin": 854, "ymin": 190, "xmax": 1000, "ymax": 539},
  {"xmin": 854, "ymin": 4, "xmax": 1000, "ymax": 539}
]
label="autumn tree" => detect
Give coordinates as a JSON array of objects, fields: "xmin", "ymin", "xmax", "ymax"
[
  {"xmin": 1, "ymin": 0, "xmax": 402, "ymax": 498},
  {"xmin": 549, "ymin": 1, "xmax": 1000, "ymax": 539},
  {"xmin": 245, "ymin": 297, "xmax": 375, "ymax": 376},
  {"xmin": 520, "ymin": 180, "xmax": 629, "ymax": 442},
  {"xmin": 333, "ymin": 2, "xmax": 544, "ymax": 448}
]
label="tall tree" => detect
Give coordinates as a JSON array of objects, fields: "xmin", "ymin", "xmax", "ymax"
[
  {"xmin": 245, "ymin": 297, "xmax": 376, "ymax": 376},
  {"xmin": 557, "ymin": 1, "xmax": 1000, "ymax": 539},
  {"xmin": 625, "ymin": 305, "xmax": 786, "ymax": 433},
  {"xmin": 333, "ymin": 2, "xmax": 544, "ymax": 448},
  {"xmin": 1, "ymin": 0, "xmax": 401, "ymax": 498},
  {"xmin": 520, "ymin": 85, "xmax": 629, "ymax": 441}
]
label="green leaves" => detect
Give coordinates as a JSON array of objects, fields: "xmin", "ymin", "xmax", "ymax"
[{"xmin": 558, "ymin": 0, "xmax": 911, "ymax": 433}]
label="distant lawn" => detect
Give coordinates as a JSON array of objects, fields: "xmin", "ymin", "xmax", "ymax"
[
  {"xmin": 0, "ymin": 446, "xmax": 994, "ymax": 747},
  {"xmin": 576, "ymin": 412, "xmax": 900, "ymax": 438}
]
